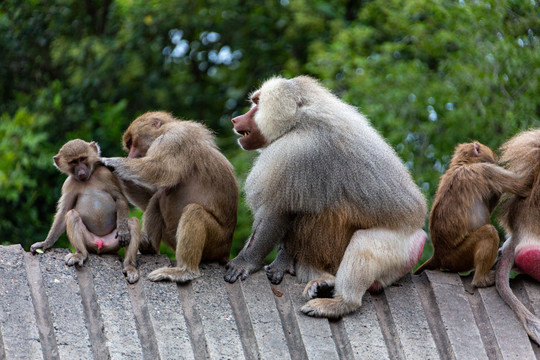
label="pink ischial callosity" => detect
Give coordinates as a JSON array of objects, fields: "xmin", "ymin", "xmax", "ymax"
[
  {"xmin": 405, "ymin": 230, "xmax": 427, "ymax": 271},
  {"xmin": 410, "ymin": 231, "xmax": 426, "ymax": 268},
  {"xmin": 96, "ymin": 239, "xmax": 104, "ymax": 251},
  {"xmin": 515, "ymin": 245, "xmax": 540, "ymax": 282}
]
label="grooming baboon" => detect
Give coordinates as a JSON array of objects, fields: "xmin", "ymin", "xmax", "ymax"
[
  {"xmin": 31, "ymin": 139, "xmax": 140, "ymax": 283},
  {"xmin": 415, "ymin": 142, "xmax": 530, "ymax": 287},
  {"xmin": 101, "ymin": 112, "xmax": 238, "ymax": 283},
  {"xmin": 224, "ymin": 76, "xmax": 427, "ymax": 319},
  {"xmin": 497, "ymin": 129, "xmax": 540, "ymax": 344}
]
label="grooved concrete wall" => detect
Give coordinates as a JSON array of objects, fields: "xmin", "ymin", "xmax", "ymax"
[{"xmin": 0, "ymin": 244, "xmax": 539, "ymax": 359}]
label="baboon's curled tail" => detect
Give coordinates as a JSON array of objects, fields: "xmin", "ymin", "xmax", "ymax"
[{"xmin": 414, "ymin": 256, "xmax": 440, "ymax": 275}]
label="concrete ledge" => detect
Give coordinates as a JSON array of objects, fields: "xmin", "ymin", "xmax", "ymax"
[{"xmin": 1, "ymin": 244, "xmax": 539, "ymax": 359}]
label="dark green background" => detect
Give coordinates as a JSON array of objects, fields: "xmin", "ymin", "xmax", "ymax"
[{"xmin": 1, "ymin": 0, "xmax": 539, "ymax": 264}]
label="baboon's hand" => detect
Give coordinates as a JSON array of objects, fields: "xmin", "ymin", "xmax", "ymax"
[
  {"xmin": 30, "ymin": 241, "xmax": 50, "ymax": 254},
  {"xmin": 139, "ymin": 232, "xmax": 158, "ymax": 254},
  {"xmin": 99, "ymin": 157, "xmax": 118, "ymax": 171},
  {"xmin": 265, "ymin": 263, "xmax": 295, "ymax": 285},
  {"xmin": 224, "ymin": 255, "xmax": 262, "ymax": 283},
  {"xmin": 264, "ymin": 246, "xmax": 296, "ymax": 284},
  {"xmin": 65, "ymin": 252, "xmax": 86, "ymax": 267},
  {"xmin": 123, "ymin": 265, "xmax": 139, "ymax": 284},
  {"xmin": 116, "ymin": 229, "xmax": 131, "ymax": 248}
]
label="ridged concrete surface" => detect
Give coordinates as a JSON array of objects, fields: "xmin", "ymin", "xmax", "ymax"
[{"xmin": 1, "ymin": 244, "xmax": 539, "ymax": 359}]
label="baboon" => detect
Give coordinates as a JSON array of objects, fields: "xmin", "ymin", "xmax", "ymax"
[
  {"xmin": 224, "ymin": 76, "xmax": 427, "ymax": 319},
  {"xmin": 31, "ymin": 139, "xmax": 140, "ymax": 283},
  {"xmin": 101, "ymin": 112, "xmax": 238, "ymax": 283},
  {"xmin": 415, "ymin": 142, "xmax": 530, "ymax": 287},
  {"xmin": 497, "ymin": 129, "xmax": 540, "ymax": 344}
]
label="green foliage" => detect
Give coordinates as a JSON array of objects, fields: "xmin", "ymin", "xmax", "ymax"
[
  {"xmin": 0, "ymin": 110, "xmax": 50, "ymax": 200},
  {"xmin": 0, "ymin": 109, "xmax": 59, "ymax": 248},
  {"xmin": 306, "ymin": 0, "xmax": 540, "ymax": 202},
  {"xmin": 1, "ymin": 0, "xmax": 539, "ymax": 262},
  {"xmin": 225, "ymin": 148, "xmax": 257, "ymax": 258}
]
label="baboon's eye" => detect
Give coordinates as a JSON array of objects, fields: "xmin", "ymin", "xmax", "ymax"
[{"xmin": 251, "ymin": 91, "xmax": 260, "ymax": 105}]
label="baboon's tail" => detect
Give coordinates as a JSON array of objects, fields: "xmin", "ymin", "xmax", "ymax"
[{"xmin": 414, "ymin": 256, "xmax": 440, "ymax": 275}]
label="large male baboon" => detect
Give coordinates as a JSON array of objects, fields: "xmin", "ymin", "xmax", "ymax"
[{"xmin": 225, "ymin": 76, "xmax": 427, "ymax": 318}]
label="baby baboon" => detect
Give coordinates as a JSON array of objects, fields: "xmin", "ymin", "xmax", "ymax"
[{"xmin": 31, "ymin": 139, "xmax": 140, "ymax": 283}]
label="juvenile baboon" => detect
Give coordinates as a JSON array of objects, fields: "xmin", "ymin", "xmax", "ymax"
[
  {"xmin": 415, "ymin": 142, "xmax": 530, "ymax": 287},
  {"xmin": 101, "ymin": 112, "xmax": 238, "ymax": 283},
  {"xmin": 224, "ymin": 76, "xmax": 427, "ymax": 319},
  {"xmin": 31, "ymin": 139, "xmax": 140, "ymax": 283},
  {"xmin": 497, "ymin": 129, "xmax": 540, "ymax": 344}
]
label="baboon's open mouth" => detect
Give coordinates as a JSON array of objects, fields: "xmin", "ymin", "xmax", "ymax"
[{"xmin": 238, "ymin": 130, "xmax": 251, "ymax": 137}]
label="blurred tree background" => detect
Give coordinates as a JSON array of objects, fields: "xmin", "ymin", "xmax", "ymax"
[{"xmin": 1, "ymin": 0, "xmax": 538, "ymax": 263}]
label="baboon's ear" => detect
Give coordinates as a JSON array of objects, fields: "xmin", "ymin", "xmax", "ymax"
[
  {"xmin": 90, "ymin": 141, "xmax": 101, "ymax": 156},
  {"xmin": 473, "ymin": 142, "xmax": 480, "ymax": 157},
  {"xmin": 53, "ymin": 155, "xmax": 61, "ymax": 169}
]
